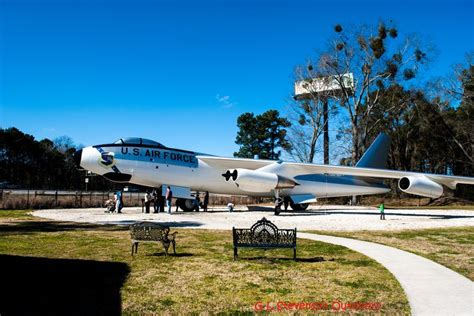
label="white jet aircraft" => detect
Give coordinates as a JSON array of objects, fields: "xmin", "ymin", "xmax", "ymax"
[{"xmin": 75, "ymin": 134, "xmax": 474, "ymax": 214}]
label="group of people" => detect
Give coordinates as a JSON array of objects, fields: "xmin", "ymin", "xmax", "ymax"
[
  {"xmin": 190, "ymin": 191, "xmax": 210, "ymax": 212},
  {"xmin": 107, "ymin": 189, "xmax": 386, "ymax": 219},
  {"xmin": 105, "ymin": 190, "xmax": 123, "ymax": 213},
  {"xmin": 143, "ymin": 186, "xmax": 174, "ymax": 214},
  {"xmin": 143, "ymin": 187, "xmax": 209, "ymax": 214}
]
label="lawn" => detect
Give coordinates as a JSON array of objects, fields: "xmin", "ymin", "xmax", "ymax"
[
  {"xmin": 310, "ymin": 227, "xmax": 474, "ymax": 280},
  {"xmin": 0, "ymin": 210, "xmax": 410, "ymax": 314}
]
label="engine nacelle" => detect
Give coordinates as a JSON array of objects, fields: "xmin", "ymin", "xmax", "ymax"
[
  {"xmin": 398, "ymin": 176, "xmax": 443, "ymax": 198},
  {"xmin": 223, "ymin": 168, "xmax": 297, "ymax": 193}
]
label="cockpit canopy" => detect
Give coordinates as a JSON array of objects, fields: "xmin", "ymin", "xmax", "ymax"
[{"xmin": 113, "ymin": 137, "xmax": 166, "ymax": 148}]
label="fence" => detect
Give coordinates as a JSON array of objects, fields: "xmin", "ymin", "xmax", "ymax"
[
  {"xmin": 0, "ymin": 190, "xmax": 266, "ymax": 210},
  {"xmin": 0, "ymin": 189, "xmax": 448, "ymax": 210}
]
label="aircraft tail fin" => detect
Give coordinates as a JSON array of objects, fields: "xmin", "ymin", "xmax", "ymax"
[{"xmin": 356, "ymin": 133, "xmax": 391, "ymax": 169}]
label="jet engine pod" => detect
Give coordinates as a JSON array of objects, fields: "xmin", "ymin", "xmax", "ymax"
[
  {"xmin": 398, "ymin": 176, "xmax": 443, "ymax": 198},
  {"xmin": 231, "ymin": 168, "xmax": 298, "ymax": 193}
]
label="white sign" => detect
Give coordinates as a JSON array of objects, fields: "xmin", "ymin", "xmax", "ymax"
[{"xmin": 294, "ymin": 73, "xmax": 354, "ymax": 98}]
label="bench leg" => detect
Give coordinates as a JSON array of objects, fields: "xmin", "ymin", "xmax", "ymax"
[
  {"xmin": 162, "ymin": 241, "xmax": 169, "ymax": 257},
  {"xmin": 233, "ymin": 247, "xmax": 238, "ymax": 260},
  {"xmin": 293, "ymin": 248, "xmax": 296, "ymax": 261},
  {"xmin": 131, "ymin": 242, "xmax": 139, "ymax": 256}
]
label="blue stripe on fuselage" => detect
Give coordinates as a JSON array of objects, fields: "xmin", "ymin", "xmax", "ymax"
[{"xmin": 112, "ymin": 146, "xmax": 198, "ymax": 168}]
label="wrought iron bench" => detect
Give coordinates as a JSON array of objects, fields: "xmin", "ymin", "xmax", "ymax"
[
  {"xmin": 130, "ymin": 222, "xmax": 177, "ymax": 256},
  {"xmin": 232, "ymin": 217, "xmax": 297, "ymax": 260}
]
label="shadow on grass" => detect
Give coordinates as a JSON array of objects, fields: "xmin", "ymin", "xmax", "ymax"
[
  {"xmin": 145, "ymin": 252, "xmax": 194, "ymax": 257},
  {"xmin": 0, "ymin": 219, "xmax": 203, "ymax": 234},
  {"xmin": 0, "ymin": 254, "xmax": 129, "ymax": 315},
  {"xmin": 237, "ymin": 256, "xmax": 332, "ymax": 263},
  {"xmin": 0, "ymin": 220, "xmax": 129, "ymax": 234},
  {"xmin": 96, "ymin": 220, "xmax": 203, "ymax": 228}
]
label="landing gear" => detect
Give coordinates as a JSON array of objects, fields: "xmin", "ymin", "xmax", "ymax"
[
  {"xmin": 283, "ymin": 197, "xmax": 290, "ymax": 211},
  {"xmin": 274, "ymin": 190, "xmax": 283, "ymax": 215},
  {"xmin": 289, "ymin": 200, "xmax": 309, "ymax": 211},
  {"xmin": 177, "ymin": 198, "xmax": 195, "ymax": 212}
]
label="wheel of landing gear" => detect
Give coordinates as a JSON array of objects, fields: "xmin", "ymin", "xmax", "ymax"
[
  {"xmin": 274, "ymin": 197, "xmax": 283, "ymax": 215},
  {"xmin": 179, "ymin": 198, "xmax": 195, "ymax": 212},
  {"xmin": 289, "ymin": 200, "xmax": 309, "ymax": 211}
]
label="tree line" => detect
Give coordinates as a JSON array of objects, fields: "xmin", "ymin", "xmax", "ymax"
[
  {"xmin": 233, "ymin": 21, "xmax": 473, "ymax": 200},
  {"xmin": 0, "ymin": 127, "xmax": 116, "ymax": 191}
]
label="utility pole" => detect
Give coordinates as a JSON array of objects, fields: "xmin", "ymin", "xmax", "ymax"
[{"xmin": 323, "ymin": 98, "xmax": 329, "ymax": 164}]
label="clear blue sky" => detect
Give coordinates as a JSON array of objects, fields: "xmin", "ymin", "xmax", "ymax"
[{"xmin": 1, "ymin": 0, "xmax": 473, "ymax": 157}]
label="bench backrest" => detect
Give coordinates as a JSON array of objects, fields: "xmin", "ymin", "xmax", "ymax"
[
  {"xmin": 130, "ymin": 222, "xmax": 170, "ymax": 241},
  {"xmin": 233, "ymin": 217, "xmax": 296, "ymax": 247}
]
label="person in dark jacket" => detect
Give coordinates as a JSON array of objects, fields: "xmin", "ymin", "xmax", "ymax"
[{"xmin": 203, "ymin": 191, "xmax": 209, "ymax": 212}]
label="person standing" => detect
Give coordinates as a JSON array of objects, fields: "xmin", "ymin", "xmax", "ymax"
[
  {"xmin": 193, "ymin": 193, "xmax": 201, "ymax": 212},
  {"xmin": 144, "ymin": 191, "xmax": 151, "ymax": 213},
  {"xmin": 283, "ymin": 197, "xmax": 289, "ymax": 211},
  {"xmin": 152, "ymin": 189, "xmax": 160, "ymax": 213},
  {"xmin": 203, "ymin": 191, "xmax": 209, "ymax": 212},
  {"xmin": 165, "ymin": 186, "xmax": 173, "ymax": 214},
  {"xmin": 115, "ymin": 190, "xmax": 123, "ymax": 213},
  {"xmin": 379, "ymin": 201, "xmax": 385, "ymax": 220}
]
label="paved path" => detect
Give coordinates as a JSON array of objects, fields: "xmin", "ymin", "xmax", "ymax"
[{"xmin": 299, "ymin": 233, "xmax": 473, "ymax": 316}]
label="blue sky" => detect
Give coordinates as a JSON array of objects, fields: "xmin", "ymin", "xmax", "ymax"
[{"xmin": 1, "ymin": 0, "xmax": 473, "ymax": 158}]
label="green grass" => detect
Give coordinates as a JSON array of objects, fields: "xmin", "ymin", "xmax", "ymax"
[
  {"xmin": 0, "ymin": 209, "xmax": 33, "ymax": 220},
  {"xmin": 0, "ymin": 215, "xmax": 410, "ymax": 314},
  {"xmin": 308, "ymin": 227, "xmax": 474, "ymax": 280}
]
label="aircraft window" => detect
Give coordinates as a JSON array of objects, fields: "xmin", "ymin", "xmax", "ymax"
[
  {"xmin": 121, "ymin": 137, "xmax": 142, "ymax": 144},
  {"xmin": 141, "ymin": 139, "xmax": 163, "ymax": 146},
  {"xmin": 113, "ymin": 137, "xmax": 165, "ymax": 147}
]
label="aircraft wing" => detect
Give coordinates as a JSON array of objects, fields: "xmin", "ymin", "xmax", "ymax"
[
  {"xmin": 282, "ymin": 162, "xmax": 474, "ymax": 189},
  {"xmin": 197, "ymin": 156, "xmax": 274, "ymax": 170},
  {"xmin": 198, "ymin": 156, "xmax": 474, "ymax": 189}
]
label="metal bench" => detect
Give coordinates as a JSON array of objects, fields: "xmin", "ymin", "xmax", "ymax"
[
  {"xmin": 130, "ymin": 222, "xmax": 177, "ymax": 256},
  {"xmin": 232, "ymin": 217, "xmax": 297, "ymax": 260}
]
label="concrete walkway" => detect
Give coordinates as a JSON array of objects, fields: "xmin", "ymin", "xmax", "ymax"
[{"xmin": 299, "ymin": 233, "xmax": 473, "ymax": 316}]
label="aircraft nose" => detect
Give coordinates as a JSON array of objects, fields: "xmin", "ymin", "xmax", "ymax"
[{"xmin": 74, "ymin": 149, "xmax": 83, "ymax": 168}]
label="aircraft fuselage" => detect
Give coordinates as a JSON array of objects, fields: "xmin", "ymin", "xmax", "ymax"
[{"xmin": 77, "ymin": 142, "xmax": 389, "ymax": 198}]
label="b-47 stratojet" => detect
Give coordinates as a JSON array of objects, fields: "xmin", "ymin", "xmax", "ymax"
[{"xmin": 74, "ymin": 134, "xmax": 474, "ymax": 214}]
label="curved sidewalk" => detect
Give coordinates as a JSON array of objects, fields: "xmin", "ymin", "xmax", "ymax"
[{"xmin": 299, "ymin": 233, "xmax": 473, "ymax": 316}]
